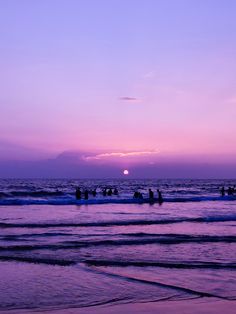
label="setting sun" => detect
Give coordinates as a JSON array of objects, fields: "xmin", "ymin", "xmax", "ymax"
[{"xmin": 123, "ymin": 169, "xmax": 129, "ymax": 175}]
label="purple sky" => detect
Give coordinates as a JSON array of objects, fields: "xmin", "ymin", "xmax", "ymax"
[{"xmin": 1, "ymin": 0, "xmax": 236, "ymax": 178}]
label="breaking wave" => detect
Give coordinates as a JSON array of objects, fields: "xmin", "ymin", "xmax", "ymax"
[{"xmin": 0, "ymin": 195, "xmax": 236, "ymax": 206}]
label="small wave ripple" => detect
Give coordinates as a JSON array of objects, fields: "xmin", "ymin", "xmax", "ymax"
[{"xmin": 1, "ymin": 214, "xmax": 236, "ymax": 229}]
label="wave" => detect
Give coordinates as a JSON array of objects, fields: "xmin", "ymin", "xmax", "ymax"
[
  {"xmin": 10, "ymin": 190, "xmax": 66, "ymax": 197},
  {"xmin": 1, "ymin": 234, "xmax": 236, "ymax": 252},
  {"xmin": 86, "ymin": 265, "xmax": 234, "ymax": 300},
  {"xmin": 1, "ymin": 232, "xmax": 76, "ymax": 239},
  {"xmin": 0, "ymin": 256, "xmax": 75, "ymax": 266},
  {"xmin": 1, "ymin": 214, "xmax": 236, "ymax": 229},
  {"xmin": 84, "ymin": 259, "xmax": 236, "ymax": 270},
  {"xmin": 2, "ymin": 232, "xmax": 236, "ymax": 243},
  {"xmin": 0, "ymin": 195, "xmax": 235, "ymax": 206},
  {"xmin": 1, "ymin": 254, "xmax": 236, "ymax": 272}
]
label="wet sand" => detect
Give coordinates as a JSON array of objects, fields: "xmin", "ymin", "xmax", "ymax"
[{"xmin": 2, "ymin": 299, "xmax": 236, "ymax": 314}]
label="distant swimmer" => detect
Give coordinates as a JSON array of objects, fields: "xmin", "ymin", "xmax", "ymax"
[
  {"xmin": 84, "ymin": 190, "xmax": 89, "ymax": 200},
  {"xmin": 157, "ymin": 189, "xmax": 163, "ymax": 203},
  {"xmin": 113, "ymin": 188, "xmax": 118, "ymax": 195},
  {"xmin": 138, "ymin": 192, "xmax": 143, "ymax": 199},
  {"xmin": 75, "ymin": 188, "xmax": 81, "ymax": 200},
  {"xmin": 133, "ymin": 191, "xmax": 143, "ymax": 200},
  {"xmin": 133, "ymin": 191, "xmax": 139, "ymax": 199},
  {"xmin": 220, "ymin": 187, "xmax": 225, "ymax": 197},
  {"xmin": 148, "ymin": 189, "xmax": 154, "ymax": 199},
  {"xmin": 107, "ymin": 188, "xmax": 112, "ymax": 196}
]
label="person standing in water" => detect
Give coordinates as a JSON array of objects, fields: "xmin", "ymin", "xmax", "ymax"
[
  {"xmin": 75, "ymin": 188, "xmax": 81, "ymax": 200},
  {"xmin": 157, "ymin": 189, "xmax": 163, "ymax": 203},
  {"xmin": 148, "ymin": 189, "xmax": 154, "ymax": 199},
  {"xmin": 220, "ymin": 187, "xmax": 225, "ymax": 197},
  {"xmin": 84, "ymin": 190, "xmax": 89, "ymax": 200},
  {"xmin": 139, "ymin": 192, "xmax": 143, "ymax": 199},
  {"xmin": 107, "ymin": 188, "xmax": 112, "ymax": 196}
]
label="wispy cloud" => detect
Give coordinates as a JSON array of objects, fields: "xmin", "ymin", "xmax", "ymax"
[
  {"xmin": 119, "ymin": 96, "xmax": 138, "ymax": 101},
  {"xmin": 84, "ymin": 150, "xmax": 159, "ymax": 161}
]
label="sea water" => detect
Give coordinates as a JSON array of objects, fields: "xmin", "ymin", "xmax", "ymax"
[{"xmin": 0, "ymin": 179, "xmax": 236, "ymax": 312}]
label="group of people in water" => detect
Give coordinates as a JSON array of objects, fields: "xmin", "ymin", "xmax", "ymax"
[
  {"xmin": 75, "ymin": 187, "xmax": 163, "ymax": 202},
  {"xmin": 75, "ymin": 187, "xmax": 119, "ymax": 200},
  {"xmin": 220, "ymin": 186, "xmax": 236, "ymax": 196},
  {"xmin": 75, "ymin": 185, "xmax": 236, "ymax": 201},
  {"xmin": 133, "ymin": 188, "xmax": 163, "ymax": 203}
]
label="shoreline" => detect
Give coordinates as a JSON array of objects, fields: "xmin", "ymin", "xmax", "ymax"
[{"xmin": 1, "ymin": 299, "xmax": 236, "ymax": 314}]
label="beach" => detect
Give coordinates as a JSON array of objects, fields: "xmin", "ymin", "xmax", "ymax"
[
  {"xmin": 2, "ymin": 0, "xmax": 236, "ymax": 312},
  {"xmin": 0, "ymin": 179, "xmax": 236, "ymax": 313}
]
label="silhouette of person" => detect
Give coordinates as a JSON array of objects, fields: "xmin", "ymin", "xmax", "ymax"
[
  {"xmin": 84, "ymin": 190, "xmax": 89, "ymax": 200},
  {"xmin": 133, "ymin": 191, "xmax": 139, "ymax": 199},
  {"xmin": 220, "ymin": 187, "xmax": 225, "ymax": 197},
  {"xmin": 149, "ymin": 188, "xmax": 154, "ymax": 199},
  {"xmin": 107, "ymin": 188, "xmax": 112, "ymax": 196},
  {"xmin": 157, "ymin": 189, "xmax": 163, "ymax": 203},
  {"xmin": 103, "ymin": 189, "xmax": 107, "ymax": 196},
  {"xmin": 138, "ymin": 192, "xmax": 143, "ymax": 199},
  {"xmin": 114, "ymin": 188, "xmax": 118, "ymax": 195},
  {"xmin": 92, "ymin": 189, "xmax": 97, "ymax": 197},
  {"xmin": 227, "ymin": 187, "xmax": 233, "ymax": 195},
  {"xmin": 75, "ymin": 188, "xmax": 81, "ymax": 200}
]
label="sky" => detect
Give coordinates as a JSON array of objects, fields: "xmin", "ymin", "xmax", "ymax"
[{"xmin": 0, "ymin": 0, "xmax": 236, "ymax": 178}]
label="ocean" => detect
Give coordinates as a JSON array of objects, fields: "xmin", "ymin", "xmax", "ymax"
[{"xmin": 0, "ymin": 179, "xmax": 236, "ymax": 313}]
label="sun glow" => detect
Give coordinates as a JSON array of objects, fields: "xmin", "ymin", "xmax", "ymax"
[{"xmin": 123, "ymin": 169, "xmax": 129, "ymax": 175}]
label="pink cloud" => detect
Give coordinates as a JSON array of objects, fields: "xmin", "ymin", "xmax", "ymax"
[{"xmin": 84, "ymin": 150, "xmax": 160, "ymax": 163}]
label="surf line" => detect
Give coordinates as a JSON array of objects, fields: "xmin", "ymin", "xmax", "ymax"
[{"xmin": 80, "ymin": 263, "xmax": 233, "ymax": 301}]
